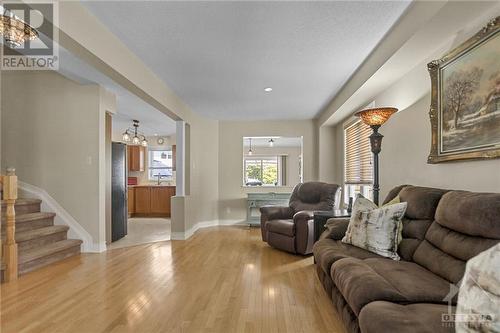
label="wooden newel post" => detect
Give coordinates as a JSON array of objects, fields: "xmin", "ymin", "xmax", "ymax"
[{"xmin": 3, "ymin": 167, "xmax": 18, "ymax": 281}]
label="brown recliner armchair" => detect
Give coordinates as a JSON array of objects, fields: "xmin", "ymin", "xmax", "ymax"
[{"xmin": 260, "ymin": 182, "xmax": 340, "ymax": 255}]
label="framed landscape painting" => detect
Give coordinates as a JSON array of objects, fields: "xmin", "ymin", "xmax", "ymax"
[{"xmin": 428, "ymin": 16, "xmax": 500, "ymax": 163}]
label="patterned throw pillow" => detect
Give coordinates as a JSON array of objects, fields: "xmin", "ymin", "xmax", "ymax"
[
  {"xmin": 456, "ymin": 243, "xmax": 500, "ymax": 332},
  {"xmin": 342, "ymin": 195, "xmax": 407, "ymax": 260}
]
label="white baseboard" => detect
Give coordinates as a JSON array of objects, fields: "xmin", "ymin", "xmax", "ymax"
[
  {"xmin": 18, "ymin": 181, "xmax": 103, "ymax": 253},
  {"xmin": 171, "ymin": 219, "xmax": 246, "ymax": 240}
]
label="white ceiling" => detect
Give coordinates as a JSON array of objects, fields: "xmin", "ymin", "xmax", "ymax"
[
  {"xmin": 83, "ymin": 1, "xmax": 411, "ymax": 121},
  {"xmin": 58, "ymin": 47, "xmax": 177, "ymax": 137}
]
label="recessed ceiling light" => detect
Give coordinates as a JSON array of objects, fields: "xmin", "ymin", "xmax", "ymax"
[
  {"xmin": 264, "ymin": 87, "xmax": 273, "ymax": 92},
  {"xmin": 154, "ymin": 133, "xmax": 158, "ymax": 136}
]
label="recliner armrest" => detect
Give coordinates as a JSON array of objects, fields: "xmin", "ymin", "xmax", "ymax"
[
  {"xmin": 260, "ymin": 206, "xmax": 294, "ymax": 222},
  {"xmin": 321, "ymin": 217, "xmax": 350, "ymax": 240},
  {"xmin": 292, "ymin": 210, "xmax": 314, "ymax": 224}
]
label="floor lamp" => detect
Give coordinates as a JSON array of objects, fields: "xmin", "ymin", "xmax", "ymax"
[{"xmin": 354, "ymin": 107, "xmax": 397, "ymax": 206}]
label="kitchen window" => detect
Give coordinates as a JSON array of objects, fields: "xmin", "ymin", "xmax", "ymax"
[
  {"xmin": 244, "ymin": 156, "xmax": 284, "ymax": 186},
  {"xmin": 344, "ymin": 119, "xmax": 373, "ymax": 204},
  {"xmin": 148, "ymin": 149, "xmax": 173, "ymax": 180}
]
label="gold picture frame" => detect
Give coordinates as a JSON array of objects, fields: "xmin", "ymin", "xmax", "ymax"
[{"xmin": 428, "ymin": 16, "xmax": 500, "ymax": 164}]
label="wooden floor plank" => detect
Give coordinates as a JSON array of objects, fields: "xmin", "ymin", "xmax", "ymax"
[{"xmin": 1, "ymin": 226, "xmax": 347, "ymax": 333}]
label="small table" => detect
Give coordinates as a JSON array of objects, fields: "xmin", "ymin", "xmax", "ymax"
[{"xmin": 313, "ymin": 210, "xmax": 351, "ymax": 242}]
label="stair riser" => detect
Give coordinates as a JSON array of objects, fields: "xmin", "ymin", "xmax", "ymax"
[
  {"xmin": 1, "ymin": 203, "xmax": 41, "ymax": 215},
  {"xmin": 18, "ymin": 231, "xmax": 68, "ymax": 252},
  {"xmin": 19, "ymin": 245, "xmax": 81, "ymax": 275},
  {"xmin": 2, "ymin": 217, "xmax": 54, "ymax": 232}
]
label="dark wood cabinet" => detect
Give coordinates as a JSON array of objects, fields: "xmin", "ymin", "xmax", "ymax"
[
  {"xmin": 129, "ymin": 186, "xmax": 175, "ymax": 217},
  {"xmin": 128, "ymin": 145, "xmax": 145, "ymax": 172}
]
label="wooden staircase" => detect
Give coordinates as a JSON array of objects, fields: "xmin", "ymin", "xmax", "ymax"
[{"xmin": 1, "ymin": 174, "xmax": 82, "ymax": 282}]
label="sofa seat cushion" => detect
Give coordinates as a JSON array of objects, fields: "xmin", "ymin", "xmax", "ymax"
[
  {"xmin": 266, "ymin": 219, "xmax": 294, "ymax": 236},
  {"xmin": 359, "ymin": 301, "xmax": 455, "ymax": 333},
  {"xmin": 313, "ymin": 239, "xmax": 382, "ymax": 275},
  {"xmin": 331, "ymin": 257, "xmax": 452, "ymax": 315}
]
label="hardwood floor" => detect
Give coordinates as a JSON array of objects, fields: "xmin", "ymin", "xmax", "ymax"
[{"xmin": 1, "ymin": 226, "xmax": 347, "ymax": 333}]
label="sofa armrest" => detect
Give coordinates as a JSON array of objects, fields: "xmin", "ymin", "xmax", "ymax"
[
  {"xmin": 260, "ymin": 206, "xmax": 294, "ymax": 221},
  {"xmin": 293, "ymin": 211, "xmax": 315, "ymax": 254},
  {"xmin": 260, "ymin": 206, "xmax": 294, "ymax": 242},
  {"xmin": 293, "ymin": 210, "xmax": 314, "ymax": 223},
  {"xmin": 321, "ymin": 217, "xmax": 350, "ymax": 240}
]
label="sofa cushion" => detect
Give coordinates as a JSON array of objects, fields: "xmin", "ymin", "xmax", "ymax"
[
  {"xmin": 398, "ymin": 186, "xmax": 448, "ymax": 220},
  {"xmin": 412, "ymin": 190, "xmax": 500, "ymax": 283},
  {"xmin": 331, "ymin": 257, "xmax": 452, "ymax": 315},
  {"xmin": 435, "ymin": 191, "xmax": 500, "ymax": 239},
  {"xmin": 265, "ymin": 219, "xmax": 294, "ymax": 237},
  {"xmin": 359, "ymin": 301, "xmax": 455, "ymax": 333},
  {"xmin": 289, "ymin": 182, "xmax": 339, "ymax": 212},
  {"xmin": 313, "ymin": 239, "xmax": 381, "ymax": 275}
]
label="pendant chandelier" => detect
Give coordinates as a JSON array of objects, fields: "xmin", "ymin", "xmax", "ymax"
[
  {"xmin": 0, "ymin": 6, "xmax": 39, "ymax": 48},
  {"xmin": 122, "ymin": 120, "xmax": 148, "ymax": 147}
]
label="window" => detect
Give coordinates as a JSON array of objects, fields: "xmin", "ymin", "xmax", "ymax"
[
  {"xmin": 244, "ymin": 156, "xmax": 280, "ymax": 186},
  {"xmin": 344, "ymin": 120, "xmax": 373, "ymax": 204},
  {"xmin": 148, "ymin": 149, "xmax": 173, "ymax": 180}
]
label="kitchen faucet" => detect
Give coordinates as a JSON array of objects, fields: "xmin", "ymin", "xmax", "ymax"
[{"xmin": 156, "ymin": 174, "xmax": 166, "ymax": 185}]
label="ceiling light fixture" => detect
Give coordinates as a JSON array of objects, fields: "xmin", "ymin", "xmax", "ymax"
[
  {"xmin": 264, "ymin": 87, "xmax": 273, "ymax": 92},
  {"xmin": 268, "ymin": 139, "xmax": 274, "ymax": 147},
  {"xmin": 122, "ymin": 120, "xmax": 148, "ymax": 147},
  {"xmin": 0, "ymin": 6, "xmax": 39, "ymax": 48}
]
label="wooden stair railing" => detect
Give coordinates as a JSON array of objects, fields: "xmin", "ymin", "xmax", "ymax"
[{"xmin": 1, "ymin": 168, "xmax": 18, "ymax": 281}]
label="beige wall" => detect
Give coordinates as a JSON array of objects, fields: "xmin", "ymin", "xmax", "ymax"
[
  {"xmin": 218, "ymin": 120, "xmax": 317, "ymax": 222},
  {"xmin": 318, "ymin": 124, "xmax": 338, "ymax": 184},
  {"xmin": 1, "ymin": 71, "xmax": 107, "ymax": 248},
  {"xmin": 182, "ymin": 116, "xmax": 219, "ymax": 230},
  {"xmin": 325, "ymin": 14, "xmax": 500, "ymax": 201}
]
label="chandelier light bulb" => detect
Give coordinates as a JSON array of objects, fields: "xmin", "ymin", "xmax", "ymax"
[
  {"xmin": 269, "ymin": 139, "xmax": 274, "ymax": 147},
  {"xmin": 141, "ymin": 139, "xmax": 148, "ymax": 147},
  {"xmin": 132, "ymin": 136, "xmax": 140, "ymax": 145},
  {"xmin": 122, "ymin": 132, "xmax": 131, "ymax": 142}
]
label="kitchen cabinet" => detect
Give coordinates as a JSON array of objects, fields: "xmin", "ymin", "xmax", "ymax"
[
  {"xmin": 130, "ymin": 186, "xmax": 176, "ymax": 217},
  {"xmin": 127, "ymin": 188, "xmax": 135, "ymax": 215},
  {"xmin": 128, "ymin": 145, "xmax": 145, "ymax": 172},
  {"xmin": 134, "ymin": 187, "xmax": 151, "ymax": 214}
]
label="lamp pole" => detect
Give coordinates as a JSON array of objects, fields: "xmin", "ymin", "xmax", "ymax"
[
  {"xmin": 354, "ymin": 107, "xmax": 397, "ymax": 206},
  {"xmin": 369, "ymin": 125, "xmax": 383, "ymax": 206}
]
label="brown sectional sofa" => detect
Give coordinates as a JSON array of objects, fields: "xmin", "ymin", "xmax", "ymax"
[{"xmin": 313, "ymin": 185, "xmax": 500, "ymax": 333}]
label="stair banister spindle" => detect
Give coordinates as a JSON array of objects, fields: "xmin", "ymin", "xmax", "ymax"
[{"xmin": 2, "ymin": 167, "xmax": 18, "ymax": 281}]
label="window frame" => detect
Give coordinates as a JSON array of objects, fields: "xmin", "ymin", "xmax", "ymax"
[
  {"xmin": 243, "ymin": 155, "xmax": 281, "ymax": 187},
  {"xmin": 147, "ymin": 148, "xmax": 174, "ymax": 181}
]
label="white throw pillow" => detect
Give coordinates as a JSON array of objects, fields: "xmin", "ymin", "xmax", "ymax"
[
  {"xmin": 341, "ymin": 195, "xmax": 407, "ymax": 260},
  {"xmin": 456, "ymin": 243, "xmax": 500, "ymax": 332}
]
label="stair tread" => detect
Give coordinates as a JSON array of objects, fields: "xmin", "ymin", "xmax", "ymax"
[
  {"xmin": 1, "ymin": 198, "xmax": 41, "ymax": 206},
  {"xmin": 15, "ymin": 225, "xmax": 69, "ymax": 242},
  {"xmin": 20, "ymin": 239, "xmax": 82, "ymax": 264},
  {"xmin": 2, "ymin": 212, "xmax": 55, "ymax": 223}
]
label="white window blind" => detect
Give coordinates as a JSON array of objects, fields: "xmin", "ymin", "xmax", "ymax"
[{"xmin": 345, "ymin": 120, "xmax": 373, "ymax": 184}]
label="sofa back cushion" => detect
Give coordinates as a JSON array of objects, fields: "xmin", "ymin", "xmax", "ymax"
[
  {"xmin": 384, "ymin": 185, "xmax": 448, "ymax": 261},
  {"xmin": 413, "ymin": 191, "xmax": 500, "ymax": 284},
  {"xmin": 289, "ymin": 182, "xmax": 339, "ymax": 212}
]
